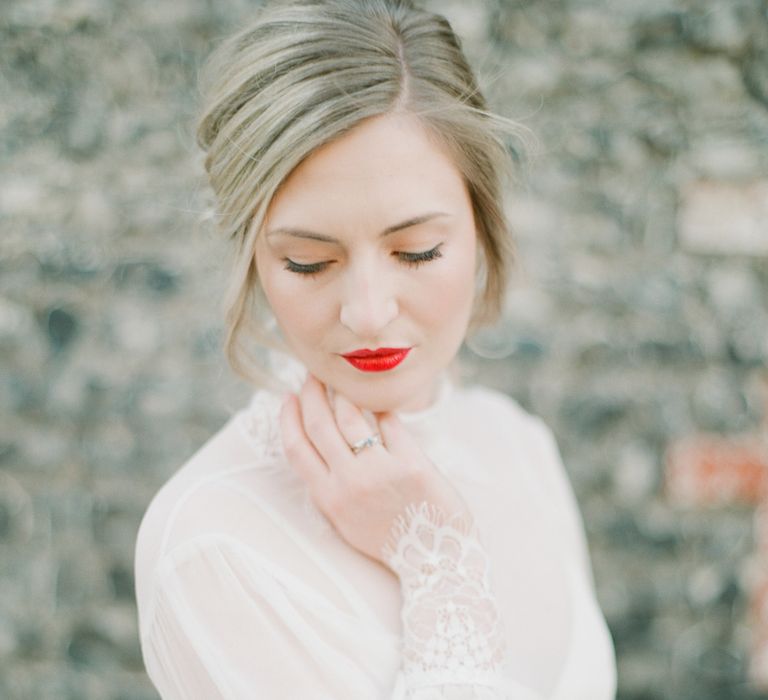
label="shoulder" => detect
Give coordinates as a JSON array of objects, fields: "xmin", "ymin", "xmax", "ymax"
[
  {"xmin": 134, "ymin": 393, "xmax": 287, "ymax": 610},
  {"xmin": 456, "ymin": 381, "xmax": 574, "ymax": 490},
  {"xmin": 133, "ymin": 415, "xmax": 236, "ymax": 587},
  {"xmin": 452, "ymin": 381, "xmax": 593, "ymax": 563}
]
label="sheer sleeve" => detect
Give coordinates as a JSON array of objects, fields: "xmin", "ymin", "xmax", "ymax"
[
  {"xmin": 140, "ymin": 515, "xmax": 543, "ymax": 700},
  {"xmin": 142, "ymin": 540, "xmax": 273, "ymax": 699},
  {"xmin": 141, "ymin": 535, "xmax": 388, "ymax": 699},
  {"xmin": 382, "ymin": 502, "xmax": 543, "ymax": 700}
]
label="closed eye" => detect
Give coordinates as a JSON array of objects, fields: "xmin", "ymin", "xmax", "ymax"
[
  {"xmin": 282, "ymin": 259, "xmax": 328, "ymax": 277},
  {"xmin": 397, "ymin": 243, "xmax": 443, "ymax": 267},
  {"xmin": 282, "ymin": 243, "xmax": 444, "ymax": 277}
]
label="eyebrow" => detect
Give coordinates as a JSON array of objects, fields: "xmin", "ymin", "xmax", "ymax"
[{"xmin": 265, "ymin": 212, "xmax": 450, "ymax": 243}]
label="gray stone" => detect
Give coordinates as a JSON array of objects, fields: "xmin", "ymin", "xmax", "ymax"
[
  {"xmin": 678, "ymin": 180, "xmax": 768, "ymax": 256},
  {"xmin": 743, "ymin": 49, "xmax": 768, "ymax": 108},
  {"xmin": 726, "ymin": 317, "xmax": 768, "ymax": 367},
  {"xmin": 691, "ymin": 371, "xmax": 752, "ymax": 432},
  {"xmin": 14, "ymin": 620, "xmax": 46, "ymax": 661},
  {"xmin": 55, "ymin": 550, "xmax": 110, "ymax": 608},
  {"xmin": 561, "ymin": 7, "xmax": 633, "ymax": 56},
  {"xmin": 689, "ymin": 139, "xmax": 765, "ymax": 180},
  {"xmin": 0, "ymin": 471, "xmax": 34, "ymax": 544},
  {"xmin": 560, "ymin": 392, "xmax": 632, "ymax": 438},
  {"xmin": 633, "ymin": 11, "xmax": 686, "ymax": 50},
  {"xmin": 67, "ymin": 623, "xmax": 118, "ymax": 670},
  {"xmin": 613, "ymin": 442, "xmax": 660, "ymax": 505},
  {"xmin": 43, "ymin": 306, "xmax": 79, "ymax": 353},
  {"xmin": 706, "ymin": 265, "xmax": 765, "ymax": 315},
  {"xmin": 685, "ymin": 3, "xmax": 753, "ymax": 56},
  {"xmin": 112, "ymin": 260, "xmax": 180, "ymax": 296}
]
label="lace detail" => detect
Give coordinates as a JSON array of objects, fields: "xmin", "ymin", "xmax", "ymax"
[
  {"xmin": 382, "ymin": 502, "xmax": 513, "ymax": 699},
  {"xmin": 235, "ymin": 391, "xmax": 286, "ymax": 462},
  {"xmin": 237, "ymin": 391, "xmax": 334, "ymax": 533}
]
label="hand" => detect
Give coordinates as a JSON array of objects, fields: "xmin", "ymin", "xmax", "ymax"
[{"xmin": 279, "ymin": 373, "xmax": 472, "ymax": 571}]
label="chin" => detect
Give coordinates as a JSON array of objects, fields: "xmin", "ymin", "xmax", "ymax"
[{"xmin": 312, "ymin": 355, "xmax": 440, "ymax": 413}]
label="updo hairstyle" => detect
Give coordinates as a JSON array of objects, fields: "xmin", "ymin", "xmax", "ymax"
[{"xmin": 196, "ymin": 0, "xmax": 528, "ymax": 388}]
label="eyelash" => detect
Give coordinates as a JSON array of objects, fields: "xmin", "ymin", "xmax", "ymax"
[{"xmin": 282, "ymin": 244, "xmax": 444, "ymax": 278}]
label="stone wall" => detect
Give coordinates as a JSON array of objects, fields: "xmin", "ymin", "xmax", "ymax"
[{"xmin": 1, "ymin": 0, "xmax": 767, "ymax": 698}]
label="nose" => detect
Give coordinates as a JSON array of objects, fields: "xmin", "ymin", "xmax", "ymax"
[{"xmin": 339, "ymin": 259, "xmax": 399, "ymax": 340}]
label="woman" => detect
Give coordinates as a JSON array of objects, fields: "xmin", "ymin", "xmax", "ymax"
[{"xmin": 134, "ymin": 0, "xmax": 617, "ymax": 698}]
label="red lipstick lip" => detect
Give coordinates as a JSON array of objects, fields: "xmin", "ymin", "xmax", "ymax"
[
  {"xmin": 341, "ymin": 347, "xmax": 410, "ymax": 358},
  {"xmin": 341, "ymin": 347, "xmax": 411, "ymax": 372}
]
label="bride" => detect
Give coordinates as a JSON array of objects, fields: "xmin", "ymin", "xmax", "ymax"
[{"xmin": 134, "ymin": 1, "xmax": 617, "ymax": 698}]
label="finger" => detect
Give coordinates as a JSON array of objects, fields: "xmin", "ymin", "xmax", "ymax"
[
  {"xmin": 376, "ymin": 411, "xmax": 419, "ymax": 459},
  {"xmin": 279, "ymin": 393, "xmax": 332, "ymax": 496},
  {"xmin": 333, "ymin": 392, "xmax": 385, "ymax": 454},
  {"xmin": 298, "ymin": 374, "xmax": 355, "ymax": 468}
]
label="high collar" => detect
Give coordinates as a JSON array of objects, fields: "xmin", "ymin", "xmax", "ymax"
[{"xmin": 394, "ymin": 372, "xmax": 453, "ymax": 425}]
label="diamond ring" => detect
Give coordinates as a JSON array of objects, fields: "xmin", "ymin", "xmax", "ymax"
[{"xmin": 350, "ymin": 433, "xmax": 383, "ymax": 455}]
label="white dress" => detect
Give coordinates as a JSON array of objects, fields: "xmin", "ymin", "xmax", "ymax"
[{"xmin": 134, "ymin": 355, "xmax": 617, "ymax": 699}]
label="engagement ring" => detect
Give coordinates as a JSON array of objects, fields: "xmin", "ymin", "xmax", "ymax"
[{"xmin": 350, "ymin": 433, "xmax": 382, "ymax": 455}]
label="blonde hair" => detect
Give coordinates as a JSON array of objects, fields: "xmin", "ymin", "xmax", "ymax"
[{"xmin": 197, "ymin": 0, "xmax": 528, "ymax": 389}]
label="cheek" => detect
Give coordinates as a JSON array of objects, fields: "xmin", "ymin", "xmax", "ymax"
[
  {"xmin": 267, "ymin": 282, "xmax": 326, "ymax": 340},
  {"xmin": 258, "ymin": 260, "xmax": 324, "ymax": 341},
  {"xmin": 418, "ymin": 243, "xmax": 477, "ymax": 329}
]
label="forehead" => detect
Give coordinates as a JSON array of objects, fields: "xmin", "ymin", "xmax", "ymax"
[{"xmin": 265, "ymin": 113, "xmax": 468, "ymax": 228}]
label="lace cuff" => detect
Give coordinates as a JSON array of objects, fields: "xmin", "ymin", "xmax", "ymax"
[{"xmin": 382, "ymin": 502, "xmax": 512, "ymax": 698}]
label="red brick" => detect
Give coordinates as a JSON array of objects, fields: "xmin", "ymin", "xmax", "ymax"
[{"xmin": 664, "ymin": 436, "xmax": 768, "ymax": 506}]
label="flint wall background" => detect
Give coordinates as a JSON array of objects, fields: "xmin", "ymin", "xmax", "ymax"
[{"xmin": 1, "ymin": 0, "xmax": 767, "ymax": 698}]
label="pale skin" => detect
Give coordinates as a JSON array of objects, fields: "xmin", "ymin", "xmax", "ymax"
[
  {"xmin": 279, "ymin": 373, "xmax": 473, "ymax": 567},
  {"xmin": 255, "ymin": 112, "xmax": 482, "ymax": 571}
]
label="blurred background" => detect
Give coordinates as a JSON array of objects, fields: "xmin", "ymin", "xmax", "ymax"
[{"xmin": 1, "ymin": 0, "xmax": 767, "ymax": 698}]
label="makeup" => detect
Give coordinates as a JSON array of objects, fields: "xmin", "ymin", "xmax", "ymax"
[
  {"xmin": 255, "ymin": 113, "xmax": 478, "ymax": 412},
  {"xmin": 341, "ymin": 347, "xmax": 411, "ymax": 372}
]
